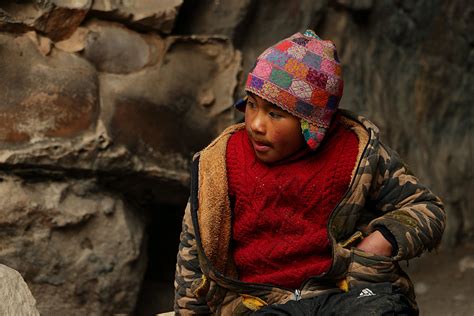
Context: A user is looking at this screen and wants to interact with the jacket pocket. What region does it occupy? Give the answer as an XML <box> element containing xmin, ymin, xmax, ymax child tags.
<box><xmin>346</xmin><ymin>248</ymin><xmax>399</xmax><ymax>287</ymax></box>
<box><xmin>346</xmin><ymin>248</ymin><xmax>417</xmax><ymax>307</ymax></box>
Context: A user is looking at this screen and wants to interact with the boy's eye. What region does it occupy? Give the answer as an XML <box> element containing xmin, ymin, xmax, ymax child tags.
<box><xmin>247</xmin><ymin>100</ymin><xmax>257</xmax><ymax>109</ymax></box>
<box><xmin>269</xmin><ymin>111</ymin><xmax>283</xmax><ymax>119</ymax></box>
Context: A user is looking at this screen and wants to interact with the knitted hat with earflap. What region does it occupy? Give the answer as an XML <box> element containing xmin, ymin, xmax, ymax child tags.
<box><xmin>235</xmin><ymin>29</ymin><xmax>343</xmax><ymax>150</ymax></box>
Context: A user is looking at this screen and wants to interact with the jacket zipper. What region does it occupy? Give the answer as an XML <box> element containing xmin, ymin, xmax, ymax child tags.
<box><xmin>293</xmin><ymin>289</ymin><xmax>302</xmax><ymax>301</ymax></box>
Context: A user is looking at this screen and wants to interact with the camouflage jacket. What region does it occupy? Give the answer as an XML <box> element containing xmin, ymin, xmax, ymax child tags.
<box><xmin>174</xmin><ymin>110</ymin><xmax>445</xmax><ymax>315</ymax></box>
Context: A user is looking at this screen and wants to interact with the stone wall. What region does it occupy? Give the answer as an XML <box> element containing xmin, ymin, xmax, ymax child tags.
<box><xmin>0</xmin><ymin>0</ymin><xmax>241</xmax><ymax>314</ymax></box>
<box><xmin>0</xmin><ymin>0</ymin><xmax>472</xmax><ymax>314</ymax></box>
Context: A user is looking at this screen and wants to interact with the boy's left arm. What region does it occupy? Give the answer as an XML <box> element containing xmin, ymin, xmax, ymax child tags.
<box><xmin>365</xmin><ymin>143</ymin><xmax>446</xmax><ymax>261</ymax></box>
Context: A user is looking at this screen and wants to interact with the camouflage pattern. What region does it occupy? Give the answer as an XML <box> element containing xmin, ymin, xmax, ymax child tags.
<box><xmin>174</xmin><ymin>109</ymin><xmax>445</xmax><ymax>315</ymax></box>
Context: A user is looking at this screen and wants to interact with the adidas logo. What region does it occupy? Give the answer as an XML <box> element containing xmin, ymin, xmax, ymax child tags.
<box><xmin>357</xmin><ymin>288</ymin><xmax>376</xmax><ymax>298</ymax></box>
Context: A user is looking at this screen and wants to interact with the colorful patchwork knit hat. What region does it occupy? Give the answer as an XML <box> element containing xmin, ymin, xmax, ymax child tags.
<box><xmin>240</xmin><ymin>29</ymin><xmax>344</xmax><ymax>150</ymax></box>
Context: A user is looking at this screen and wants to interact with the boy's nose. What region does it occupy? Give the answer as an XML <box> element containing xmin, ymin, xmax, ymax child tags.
<box><xmin>250</xmin><ymin>112</ymin><xmax>266</xmax><ymax>135</ymax></box>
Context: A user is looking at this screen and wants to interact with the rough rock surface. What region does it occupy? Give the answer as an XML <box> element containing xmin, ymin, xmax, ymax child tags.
<box><xmin>0</xmin><ymin>0</ymin><xmax>91</xmax><ymax>41</ymax></box>
<box><xmin>83</xmin><ymin>20</ymin><xmax>159</xmax><ymax>74</ymax></box>
<box><xmin>0</xmin><ymin>174</ymin><xmax>146</xmax><ymax>315</ymax></box>
<box><xmin>0</xmin><ymin>2</ymin><xmax>241</xmax><ymax>313</ymax></box>
<box><xmin>91</xmin><ymin>0</ymin><xmax>182</xmax><ymax>34</ymax></box>
<box><xmin>0</xmin><ymin>32</ymin><xmax>99</xmax><ymax>145</ymax></box>
<box><xmin>0</xmin><ymin>264</ymin><xmax>40</xmax><ymax>316</ymax></box>
<box><xmin>174</xmin><ymin>0</ymin><xmax>253</xmax><ymax>38</ymax></box>
<box><xmin>102</xmin><ymin>35</ymin><xmax>241</xmax><ymax>157</ymax></box>
<box><xmin>0</xmin><ymin>27</ymin><xmax>240</xmax><ymax>202</ymax></box>
<box><xmin>318</xmin><ymin>0</ymin><xmax>473</xmax><ymax>245</ymax></box>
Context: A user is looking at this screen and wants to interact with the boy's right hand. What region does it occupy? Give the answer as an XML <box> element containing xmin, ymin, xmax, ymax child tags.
<box><xmin>355</xmin><ymin>230</ymin><xmax>393</xmax><ymax>257</ymax></box>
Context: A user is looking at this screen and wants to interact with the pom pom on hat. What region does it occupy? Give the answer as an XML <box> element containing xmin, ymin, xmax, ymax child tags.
<box><xmin>241</xmin><ymin>29</ymin><xmax>343</xmax><ymax>150</ymax></box>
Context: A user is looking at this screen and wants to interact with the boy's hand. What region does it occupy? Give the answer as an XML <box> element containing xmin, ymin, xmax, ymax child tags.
<box><xmin>355</xmin><ymin>230</ymin><xmax>393</xmax><ymax>257</ymax></box>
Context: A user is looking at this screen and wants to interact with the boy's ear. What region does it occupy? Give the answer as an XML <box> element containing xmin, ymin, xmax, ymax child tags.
<box><xmin>234</xmin><ymin>96</ymin><xmax>248</xmax><ymax>112</ymax></box>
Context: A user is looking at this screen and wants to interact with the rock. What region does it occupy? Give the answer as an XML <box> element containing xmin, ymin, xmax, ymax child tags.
<box><xmin>91</xmin><ymin>0</ymin><xmax>182</xmax><ymax>34</ymax></box>
<box><xmin>414</xmin><ymin>282</ymin><xmax>429</xmax><ymax>295</ymax></box>
<box><xmin>0</xmin><ymin>0</ymin><xmax>91</xmax><ymax>41</ymax></box>
<box><xmin>0</xmin><ymin>32</ymin><xmax>99</xmax><ymax>144</ymax></box>
<box><xmin>335</xmin><ymin>0</ymin><xmax>374</xmax><ymax>11</ymax></box>
<box><xmin>319</xmin><ymin>0</ymin><xmax>473</xmax><ymax>246</ymax></box>
<box><xmin>54</xmin><ymin>26</ymin><xmax>89</xmax><ymax>52</ymax></box>
<box><xmin>458</xmin><ymin>256</ymin><xmax>474</xmax><ymax>273</ymax></box>
<box><xmin>0</xmin><ymin>264</ymin><xmax>40</xmax><ymax>316</ymax></box>
<box><xmin>0</xmin><ymin>175</ymin><xmax>147</xmax><ymax>315</ymax></box>
<box><xmin>0</xmin><ymin>7</ymin><xmax>34</xmax><ymax>34</ymax></box>
<box><xmin>83</xmin><ymin>20</ymin><xmax>164</xmax><ymax>74</ymax></box>
<box><xmin>0</xmin><ymin>30</ymin><xmax>239</xmax><ymax>205</ymax></box>
<box><xmin>33</xmin><ymin>2</ymin><xmax>90</xmax><ymax>41</ymax></box>
<box><xmin>25</xmin><ymin>31</ymin><xmax>53</xmax><ymax>56</ymax></box>
<box><xmin>46</xmin><ymin>0</ymin><xmax>93</xmax><ymax>9</ymax></box>
<box><xmin>174</xmin><ymin>0</ymin><xmax>253</xmax><ymax>38</ymax></box>
<box><xmin>197</xmin><ymin>88</ymin><xmax>216</xmax><ymax>108</ymax></box>
<box><xmin>101</xmin><ymin>35</ymin><xmax>241</xmax><ymax>159</ymax></box>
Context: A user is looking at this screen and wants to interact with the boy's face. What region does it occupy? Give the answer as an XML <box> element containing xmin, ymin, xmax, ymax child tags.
<box><xmin>244</xmin><ymin>93</ymin><xmax>306</xmax><ymax>164</ymax></box>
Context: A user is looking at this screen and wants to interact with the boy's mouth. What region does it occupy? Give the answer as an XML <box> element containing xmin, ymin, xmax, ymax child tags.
<box><xmin>252</xmin><ymin>138</ymin><xmax>273</xmax><ymax>153</ymax></box>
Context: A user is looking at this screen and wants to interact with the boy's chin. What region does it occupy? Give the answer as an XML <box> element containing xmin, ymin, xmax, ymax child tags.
<box><xmin>253</xmin><ymin>150</ymin><xmax>284</xmax><ymax>164</ymax></box>
<box><xmin>253</xmin><ymin>146</ymin><xmax>308</xmax><ymax>164</ymax></box>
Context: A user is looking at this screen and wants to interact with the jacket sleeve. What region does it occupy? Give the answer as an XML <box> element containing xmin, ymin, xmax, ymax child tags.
<box><xmin>367</xmin><ymin>143</ymin><xmax>446</xmax><ymax>261</ymax></box>
<box><xmin>174</xmin><ymin>201</ymin><xmax>211</xmax><ymax>314</ymax></box>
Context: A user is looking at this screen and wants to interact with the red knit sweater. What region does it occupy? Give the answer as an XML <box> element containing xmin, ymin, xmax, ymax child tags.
<box><xmin>226</xmin><ymin>119</ymin><xmax>359</xmax><ymax>289</ymax></box>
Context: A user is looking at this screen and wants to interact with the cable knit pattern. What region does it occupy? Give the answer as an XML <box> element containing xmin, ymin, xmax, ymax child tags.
<box><xmin>226</xmin><ymin>118</ymin><xmax>359</xmax><ymax>289</ymax></box>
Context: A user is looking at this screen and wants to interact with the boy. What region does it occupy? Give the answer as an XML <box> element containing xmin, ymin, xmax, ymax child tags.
<box><xmin>174</xmin><ymin>30</ymin><xmax>445</xmax><ymax>315</ymax></box>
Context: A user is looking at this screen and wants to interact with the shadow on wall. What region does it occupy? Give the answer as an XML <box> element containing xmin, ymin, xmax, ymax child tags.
<box><xmin>135</xmin><ymin>202</ymin><xmax>185</xmax><ymax>315</ymax></box>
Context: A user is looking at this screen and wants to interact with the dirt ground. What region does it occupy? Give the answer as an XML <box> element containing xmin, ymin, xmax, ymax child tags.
<box><xmin>406</xmin><ymin>243</ymin><xmax>474</xmax><ymax>316</ymax></box>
